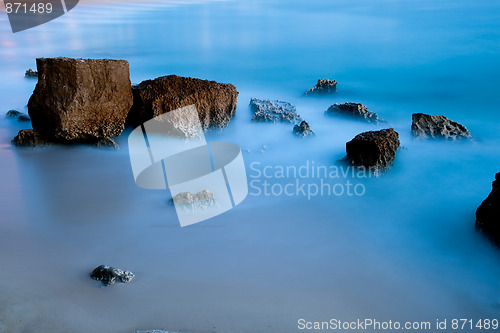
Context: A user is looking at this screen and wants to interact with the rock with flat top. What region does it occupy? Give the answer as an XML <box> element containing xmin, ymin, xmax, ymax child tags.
<box><xmin>476</xmin><ymin>173</ymin><xmax>500</xmax><ymax>244</ymax></box>
<box><xmin>126</xmin><ymin>75</ymin><xmax>238</xmax><ymax>129</ymax></box>
<box><xmin>27</xmin><ymin>57</ymin><xmax>133</xmax><ymax>142</ymax></box>
<box><xmin>250</xmin><ymin>98</ymin><xmax>301</xmax><ymax>123</ymax></box>
<box><xmin>326</xmin><ymin>102</ymin><xmax>379</xmax><ymax>123</ymax></box>
<box><xmin>304</xmin><ymin>78</ymin><xmax>337</xmax><ymax>95</ymax></box>
<box><xmin>411</xmin><ymin>113</ymin><xmax>471</xmax><ymax>140</ymax></box>
<box><xmin>345</xmin><ymin>128</ymin><xmax>400</xmax><ymax>170</ymax></box>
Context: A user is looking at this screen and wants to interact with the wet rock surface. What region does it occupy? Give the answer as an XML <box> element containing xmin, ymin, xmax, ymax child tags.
<box><xmin>172</xmin><ymin>189</ymin><xmax>216</xmax><ymax>211</ymax></box>
<box><xmin>411</xmin><ymin>113</ymin><xmax>471</xmax><ymax>140</ymax></box>
<box><xmin>27</xmin><ymin>57</ymin><xmax>134</xmax><ymax>142</ymax></box>
<box><xmin>326</xmin><ymin>102</ymin><xmax>379</xmax><ymax>123</ymax></box>
<box><xmin>90</xmin><ymin>265</ymin><xmax>135</xmax><ymax>286</ymax></box>
<box><xmin>476</xmin><ymin>173</ymin><xmax>500</xmax><ymax>244</ymax></box>
<box><xmin>345</xmin><ymin>128</ymin><xmax>400</xmax><ymax>170</ymax></box>
<box><xmin>127</xmin><ymin>75</ymin><xmax>238</xmax><ymax>129</ymax></box>
<box><xmin>250</xmin><ymin>98</ymin><xmax>301</xmax><ymax>123</ymax></box>
<box><xmin>304</xmin><ymin>78</ymin><xmax>337</xmax><ymax>95</ymax></box>
<box><xmin>293</xmin><ymin>121</ymin><xmax>314</xmax><ymax>137</ymax></box>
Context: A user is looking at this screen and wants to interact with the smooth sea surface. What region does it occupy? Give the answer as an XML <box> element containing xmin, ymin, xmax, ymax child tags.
<box><xmin>1</xmin><ymin>1</ymin><xmax>500</xmax><ymax>332</ymax></box>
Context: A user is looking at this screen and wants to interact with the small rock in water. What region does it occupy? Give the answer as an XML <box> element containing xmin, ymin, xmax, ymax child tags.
<box><xmin>476</xmin><ymin>172</ymin><xmax>500</xmax><ymax>244</ymax></box>
<box><xmin>90</xmin><ymin>265</ymin><xmax>135</xmax><ymax>286</ymax></box>
<box><xmin>344</xmin><ymin>128</ymin><xmax>400</xmax><ymax>170</ymax></box>
<box><xmin>325</xmin><ymin>102</ymin><xmax>379</xmax><ymax>123</ymax></box>
<box><xmin>25</xmin><ymin>69</ymin><xmax>38</xmax><ymax>78</ymax></box>
<box><xmin>411</xmin><ymin>113</ymin><xmax>471</xmax><ymax>140</ymax></box>
<box><xmin>6</xmin><ymin>110</ymin><xmax>30</xmax><ymax>121</ymax></box>
<box><xmin>249</xmin><ymin>98</ymin><xmax>302</xmax><ymax>123</ymax></box>
<box><xmin>13</xmin><ymin>129</ymin><xmax>52</xmax><ymax>147</ymax></box>
<box><xmin>304</xmin><ymin>78</ymin><xmax>337</xmax><ymax>95</ymax></box>
<box><xmin>293</xmin><ymin>120</ymin><xmax>314</xmax><ymax>137</ymax></box>
<box><xmin>172</xmin><ymin>189</ymin><xmax>216</xmax><ymax>211</ymax></box>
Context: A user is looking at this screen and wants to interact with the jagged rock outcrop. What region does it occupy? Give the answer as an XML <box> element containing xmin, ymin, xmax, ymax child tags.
<box><xmin>304</xmin><ymin>78</ymin><xmax>337</xmax><ymax>95</ymax></box>
<box><xmin>27</xmin><ymin>57</ymin><xmax>133</xmax><ymax>142</ymax></box>
<box><xmin>345</xmin><ymin>128</ymin><xmax>400</xmax><ymax>169</ymax></box>
<box><xmin>126</xmin><ymin>75</ymin><xmax>238</xmax><ymax>129</ymax></box>
<box><xmin>249</xmin><ymin>98</ymin><xmax>301</xmax><ymax>123</ymax></box>
<box><xmin>326</xmin><ymin>102</ymin><xmax>379</xmax><ymax>123</ymax></box>
<box><xmin>476</xmin><ymin>173</ymin><xmax>500</xmax><ymax>244</ymax></box>
<box><xmin>293</xmin><ymin>121</ymin><xmax>314</xmax><ymax>137</ymax></box>
<box><xmin>411</xmin><ymin>113</ymin><xmax>471</xmax><ymax>140</ymax></box>
<box><xmin>90</xmin><ymin>265</ymin><xmax>135</xmax><ymax>286</ymax></box>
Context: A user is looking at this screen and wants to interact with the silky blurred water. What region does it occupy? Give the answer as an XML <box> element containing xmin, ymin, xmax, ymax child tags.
<box><xmin>1</xmin><ymin>1</ymin><xmax>500</xmax><ymax>332</ymax></box>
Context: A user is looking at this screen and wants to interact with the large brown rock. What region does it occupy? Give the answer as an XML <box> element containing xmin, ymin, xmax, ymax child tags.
<box><xmin>126</xmin><ymin>75</ymin><xmax>238</xmax><ymax>129</ymax></box>
<box><xmin>476</xmin><ymin>173</ymin><xmax>500</xmax><ymax>244</ymax></box>
<box><xmin>27</xmin><ymin>57</ymin><xmax>133</xmax><ymax>141</ymax></box>
<box><xmin>345</xmin><ymin>128</ymin><xmax>400</xmax><ymax>170</ymax></box>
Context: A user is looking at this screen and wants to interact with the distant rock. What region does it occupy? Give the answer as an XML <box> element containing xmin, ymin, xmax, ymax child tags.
<box><xmin>126</xmin><ymin>75</ymin><xmax>238</xmax><ymax>129</ymax></box>
<box><xmin>25</xmin><ymin>69</ymin><xmax>38</xmax><ymax>78</ymax></box>
<box><xmin>476</xmin><ymin>172</ymin><xmax>500</xmax><ymax>244</ymax></box>
<box><xmin>345</xmin><ymin>128</ymin><xmax>400</xmax><ymax>170</ymax></box>
<box><xmin>172</xmin><ymin>189</ymin><xmax>216</xmax><ymax>211</ymax></box>
<box><xmin>90</xmin><ymin>265</ymin><xmax>135</xmax><ymax>286</ymax></box>
<box><xmin>27</xmin><ymin>57</ymin><xmax>134</xmax><ymax>142</ymax></box>
<box><xmin>249</xmin><ymin>98</ymin><xmax>301</xmax><ymax>123</ymax></box>
<box><xmin>304</xmin><ymin>78</ymin><xmax>337</xmax><ymax>95</ymax></box>
<box><xmin>13</xmin><ymin>129</ymin><xmax>52</xmax><ymax>147</ymax></box>
<box><xmin>411</xmin><ymin>113</ymin><xmax>471</xmax><ymax>140</ymax></box>
<box><xmin>6</xmin><ymin>110</ymin><xmax>30</xmax><ymax>121</ymax></box>
<box><xmin>325</xmin><ymin>103</ymin><xmax>379</xmax><ymax>123</ymax></box>
<box><xmin>293</xmin><ymin>121</ymin><xmax>314</xmax><ymax>137</ymax></box>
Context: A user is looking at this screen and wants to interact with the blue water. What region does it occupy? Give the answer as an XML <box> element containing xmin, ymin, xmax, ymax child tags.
<box><xmin>1</xmin><ymin>1</ymin><xmax>500</xmax><ymax>332</ymax></box>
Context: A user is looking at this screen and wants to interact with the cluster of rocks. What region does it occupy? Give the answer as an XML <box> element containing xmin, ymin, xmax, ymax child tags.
<box><xmin>13</xmin><ymin>57</ymin><xmax>239</xmax><ymax>148</ymax></box>
<box><xmin>326</xmin><ymin>102</ymin><xmax>379</xmax><ymax>123</ymax></box>
<box><xmin>90</xmin><ymin>265</ymin><xmax>135</xmax><ymax>286</ymax></box>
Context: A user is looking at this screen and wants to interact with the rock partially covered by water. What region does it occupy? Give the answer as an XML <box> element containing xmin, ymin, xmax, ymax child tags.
<box><xmin>28</xmin><ymin>57</ymin><xmax>134</xmax><ymax>142</ymax></box>
<box><xmin>293</xmin><ymin>121</ymin><xmax>314</xmax><ymax>137</ymax></box>
<box><xmin>6</xmin><ymin>110</ymin><xmax>30</xmax><ymax>121</ymax></box>
<box><xmin>411</xmin><ymin>113</ymin><xmax>471</xmax><ymax>140</ymax></box>
<box><xmin>250</xmin><ymin>98</ymin><xmax>301</xmax><ymax>123</ymax></box>
<box><xmin>25</xmin><ymin>69</ymin><xmax>38</xmax><ymax>78</ymax></box>
<box><xmin>90</xmin><ymin>265</ymin><xmax>135</xmax><ymax>286</ymax></box>
<box><xmin>345</xmin><ymin>128</ymin><xmax>400</xmax><ymax>169</ymax></box>
<box><xmin>325</xmin><ymin>103</ymin><xmax>379</xmax><ymax>123</ymax></box>
<box><xmin>13</xmin><ymin>129</ymin><xmax>52</xmax><ymax>147</ymax></box>
<box><xmin>476</xmin><ymin>173</ymin><xmax>500</xmax><ymax>244</ymax></box>
<box><xmin>304</xmin><ymin>78</ymin><xmax>337</xmax><ymax>95</ymax></box>
<box><xmin>127</xmin><ymin>75</ymin><xmax>238</xmax><ymax>129</ymax></box>
<box><xmin>173</xmin><ymin>189</ymin><xmax>216</xmax><ymax>211</ymax></box>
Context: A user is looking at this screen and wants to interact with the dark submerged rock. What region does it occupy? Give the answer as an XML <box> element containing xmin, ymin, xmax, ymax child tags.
<box><xmin>411</xmin><ymin>113</ymin><xmax>471</xmax><ymax>140</ymax></box>
<box><xmin>345</xmin><ymin>128</ymin><xmax>400</xmax><ymax>170</ymax></box>
<box><xmin>13</xmin><ymin>129</ymin><xmax>52</xmax><ymax>147</ymax></box>
<box><xmin>476</xmin><ymin>173</ymin><xmax>500</xmax><ymax>244</ymax></box>
<box><xmin>249</xmin><ymin>98</ymin><xmax>301</xmax><ymax>123</ymax></box>
<box><xmin>28</xmin><ymin>57</ymin><xmax>134</xmax><ymax>142</ymax></box>
<box><xmin>293</xmin><ymin>121</ymin><xmax>314</xmax><ymax>137</ymax></box>
<box><xmin>326</xmin><ymin>102</ymin><xmax>379</xmax><ymax>123</ymax></box>
<box><xmin>304</xmin><ymin>78</ymin><xmax>337</xmax><ymax>95</ymax></box>
<box><xmin>126</xmin><ymin>75</ymin><xmax>238</xmax><ymax>129</ymax></box>
<box><xmin>25</xmin><ymin>69</ymin><xmax>38</xmax><ymax>78</ymax></box>
<box><xmin>90</xmin><ymin>265</ymin><xmax>135</xmax><ymax>286</ymax></box>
